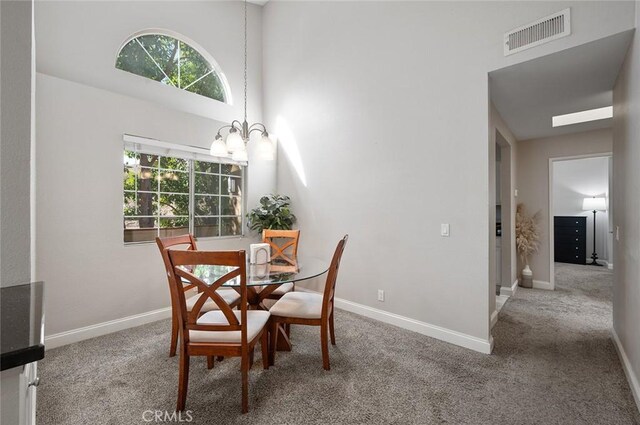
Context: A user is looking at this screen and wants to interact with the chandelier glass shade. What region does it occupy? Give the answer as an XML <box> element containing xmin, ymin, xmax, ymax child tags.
<box><xmin>211</xmin><ymin>0</ymin><xmax>274</xmax><ymax>162</ymax></box>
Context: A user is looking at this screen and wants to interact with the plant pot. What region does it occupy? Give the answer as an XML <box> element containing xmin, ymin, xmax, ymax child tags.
<box><xmin>520</xmin><ymin>265</ymin><xmax>533</xmax><ymax>288</ymax></box>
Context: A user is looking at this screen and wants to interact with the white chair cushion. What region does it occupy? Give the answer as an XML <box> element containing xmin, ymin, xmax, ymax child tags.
<box><xmin>269</xmin><ymin>292</ymin><xmax>324</xmax><ymax>319</ymax></box>
<box><xmin>185</xmin><ymin>289</ymin><xmax>241</xmax><ymax>312</ymax></box>
<box><xmin>271</xmin><ymin>282</ymin><xmax>294</xmax><ymax>296</ymax></box>
<box><xmin>189</xmin><ymin>310</ymin><xmax>270</xmax><ymax>343</ymax></box>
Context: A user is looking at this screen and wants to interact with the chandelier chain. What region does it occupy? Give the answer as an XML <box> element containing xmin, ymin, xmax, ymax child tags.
<box><xmin>243</xmin><ymin>0</ymin><xmax>248</xmax><ymax>124</ymax></box>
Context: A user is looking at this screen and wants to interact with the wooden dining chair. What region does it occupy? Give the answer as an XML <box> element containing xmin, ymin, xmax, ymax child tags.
<box><xmin>262</xmin><ymin>229</ymin><xmax>300</xmax><ymax>300</ymax></box>
<box><xmin>156</xmin><ymin>235</ymin><xmax>241</xmax><ymax>357</ymax></box>
<box><xmin>166</xmin><ymin>249</ymin><xmax>270</xmax><ymax>414</ymax></box>
<box><xmin>269</xmin><ymin>235</ymin><xmax>348</xmax><ymax>370</ymax></box>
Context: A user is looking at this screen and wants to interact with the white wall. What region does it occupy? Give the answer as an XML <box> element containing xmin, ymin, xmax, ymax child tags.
<box><xmin>0</xmin><ymin>2</ymin><xmax>34</xmax><ymax>423</ymax></box>
<box><xmin>553</xmin><ymin>156</ymin><xmax>611</xmax><ymax>263</ymax></box>
<box><xmin>612</xmin><ymin>0</ymin><xmax>640</xmax><ymax>409</ymax></box>
<box><xmin>34</xmin><ymin>2</ymin><xmax>276</xmax><ymax>337</ymax></box>
<box><xmin>517</xmin><ymin>129</ymin><xmax>612</xmax><ymax>285</ymax></box>
<box><xmin>261</xmin><ymin>1</ymin><xmax>634</xmax><ymax>352</ymax></box>
<box><xmin>1</xmin><ymin>0</ymin><xmax>33</xmax><ymax>288</ymax></box>
<box><xmin>35</xmin><ymin>1</ymin><xmax>262</xmax><ymax>125</ymax></box>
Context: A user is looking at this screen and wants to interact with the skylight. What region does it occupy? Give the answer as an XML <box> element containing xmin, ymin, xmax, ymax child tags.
<box><xmin>552</xmin><ymin>106</ymin><xmax>613</xmax><ymax>128</ymax></box>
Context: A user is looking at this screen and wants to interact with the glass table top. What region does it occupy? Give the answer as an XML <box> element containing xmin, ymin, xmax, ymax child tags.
<box><xmin>183</xmin><ymin>257</ymin><xmax>329</xmax><ymax>287</ymax></box>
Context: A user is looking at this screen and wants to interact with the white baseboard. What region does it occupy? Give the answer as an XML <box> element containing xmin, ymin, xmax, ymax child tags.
<box><xmin>611</xmin><ymin>328</ymin><xmax>640</xmax><ymax>412</ymax></box>
<box><xmin>45</xmin><ymin>294</ymin><xmax>495</xmax><ymax>356</ymax></box>
<box><xmin>532</xmin><ymin>280</ymin><xmax>553</xmax><ymax>290</ymax></box>
<box><xmin>333</xmin><ymin>297</ymin><xmax>493</xmax><ymax>354</ymax></box>
<box><xmin>45</xmin><ymin>306</ymin><xmax>172</xmax><ymax>350</ymax></box>
<box><xmin>490</xmin><ymin>310</ymin><xmax>498</xmax><ymax>329</ymax></box>
<box><xmin>500</xmin><ymin>279</ymin><xmax>519</xmax><ymax>296</ymax></box>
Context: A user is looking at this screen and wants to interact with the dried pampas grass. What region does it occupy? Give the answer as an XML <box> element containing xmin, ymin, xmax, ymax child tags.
<box><xmin>516</xmin><ymin>203</ymin><xmax>541</xmax><ymax>265</ymax></box>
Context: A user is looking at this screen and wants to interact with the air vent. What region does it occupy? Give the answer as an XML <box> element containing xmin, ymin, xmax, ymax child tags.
<box><xmin>504</xmin><ymin>9</ymin><xmax>571</xmax><ymax>56</ymax></box>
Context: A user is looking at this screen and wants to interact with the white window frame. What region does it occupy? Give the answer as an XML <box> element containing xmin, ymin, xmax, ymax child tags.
<box><xmin>123</xmin><ymin>134</ymin><xmax>246</xmax><ymax>245</ymax></box>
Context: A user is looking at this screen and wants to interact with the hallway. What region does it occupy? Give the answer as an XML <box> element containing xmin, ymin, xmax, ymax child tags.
<box><xmin>493</xmin><ymin>263</ymin><xmax>638</xmax><ymax>423</ymax></box>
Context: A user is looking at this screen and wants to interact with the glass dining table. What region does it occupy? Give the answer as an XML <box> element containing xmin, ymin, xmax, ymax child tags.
<box><xmin>185</xmin><ymin>256</ymin><xmax>329</xmax><ymax>351</ymax></box>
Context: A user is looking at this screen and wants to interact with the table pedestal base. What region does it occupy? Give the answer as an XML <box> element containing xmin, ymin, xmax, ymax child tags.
<box><xmin>275</xmin><ymin>324</ymin><xmax>291</xmax><ymax>351</ymax></box>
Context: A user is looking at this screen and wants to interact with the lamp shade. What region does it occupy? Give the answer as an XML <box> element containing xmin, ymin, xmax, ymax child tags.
<box><xmin>210</xmin><ymin>137</ymin><xmax>228</xmax><ymax>157</ymax></box>
<box><xmin>232</xmin><ymin>145</ymin><xmax>248</xmax><ymax>162</ymax></box>
<box><xmin>256</xmin><ymin>134</ymin><xmax>275</xmax><ymax>161</ymax></box>
<box><xmin>226</xmin><ymin>131</ymin><xmax>245</xmax><ymax>153</ymax></box>
<box><xmin>582</xmin><ymin>197</ymin><xmax>607</xmax><ymax>211</ymax></box>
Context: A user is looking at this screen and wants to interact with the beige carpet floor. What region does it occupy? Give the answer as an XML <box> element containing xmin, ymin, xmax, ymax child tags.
<box><xmin>37</xmin><ymin>263</ymin><xmax>639</xmax><ymax>424</ymax></box>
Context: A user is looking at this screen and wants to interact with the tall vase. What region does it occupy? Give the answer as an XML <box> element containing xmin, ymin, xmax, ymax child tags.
<box><xmin>521</xmin><ymin>263</ymin><xmax>533</xmax><ymax>288</ymax></box>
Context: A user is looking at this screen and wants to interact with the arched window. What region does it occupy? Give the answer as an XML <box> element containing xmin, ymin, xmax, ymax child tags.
<box><xmin>116</xmin><ymin>32</ymin><xmax>230</xmax><ymax>103</ymax></box>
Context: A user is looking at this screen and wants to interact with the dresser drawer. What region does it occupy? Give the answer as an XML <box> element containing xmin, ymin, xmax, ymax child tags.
<box><xmin>555</xmin><ymin>227</ymin><xmax>586</xmax><ymax>237</ymax></box>
<box><xmin>555</xmin><ymin>216</ymin><xmax>587</xmax><ymax>228</ymax></box>
<box><xmin>555</xmin><ymin>251</ymin><xmax>586</xmax><ymax>264</ymax></box>
<box><xmin>555</xmin><ymin>233</ymin><xmax>586</xmax><ymax>244</ymax></box>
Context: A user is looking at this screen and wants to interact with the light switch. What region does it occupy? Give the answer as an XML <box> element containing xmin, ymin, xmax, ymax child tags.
<box><xmin>616</xmin><ymin>226</ymin><xmax>620</xmax><ymax>241</ymax></box>
<box><xmin>441</xmin><ymin>224</ymin><xmax>450</xmax><ymax>237</ymax></box>
<box><xmin>514</xmin><ymin>189</ymin><xmax>518</xmax><ymax>197</ymax></box>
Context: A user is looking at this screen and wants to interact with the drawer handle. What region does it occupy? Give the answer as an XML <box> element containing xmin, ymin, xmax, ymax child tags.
<box><xmin>28</xmin><ymin>377</ymin><xmax>40</xmax><ymax>388</ymax></box>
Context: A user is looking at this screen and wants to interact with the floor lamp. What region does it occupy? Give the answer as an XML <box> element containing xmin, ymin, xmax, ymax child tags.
<box><xmin>582</xmin><ymin>197</ymin><xmax>607</xmax><ymax>266</ymax></box>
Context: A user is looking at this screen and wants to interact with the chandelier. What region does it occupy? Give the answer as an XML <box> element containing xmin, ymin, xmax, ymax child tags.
<box><xmin>210</xmin><ymin>0</ymin><xmax>274</xmax><ymax>162</ymax></box>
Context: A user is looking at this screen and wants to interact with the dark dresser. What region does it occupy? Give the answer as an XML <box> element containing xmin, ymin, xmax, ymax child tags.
<box><xmin>554</xmin><ymin>216</ymin><xmax>587</xmax><ymax>264</ymax></box>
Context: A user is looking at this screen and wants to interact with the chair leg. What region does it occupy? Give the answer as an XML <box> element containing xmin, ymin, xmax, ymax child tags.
<box><xmin>270</xmin><ymin>320</ymin><xmax>279</xmax><ymax>366</ymax></box>
<box><xmin>177</xmin><ymin>350</ymin><xmax>190</xmax><ymax>411</ymax></box>
<box><xmin>261</xmin><ymin>330</ymin><xmax>269</xmax><ymax>370</ymax></box>
<box><xmin>207</xmin><ymin>356</ymin><xmax>214</xmax><ymax>370</ymax></box>
<box><xmin>170</xmin><ymin>311</ymin><xmax>179</xmax><ymax>357</ymax></box>
<box><xmin>320</xmin><ymin>322</ymin><xmax>330</xmax><ymax>371</ymax></box>
<box><xmin>241</xmin><ymin>354</ymin><xmax>249</xmax><ymax>413</ymax></box>
<box><xmin>329</xmin><ymin>311</ymin><xmax>336</xmax><ymax>346</ymax></box>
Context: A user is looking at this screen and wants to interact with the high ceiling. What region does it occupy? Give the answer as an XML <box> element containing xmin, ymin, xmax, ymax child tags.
<box><xmin>490</xmin><ymin>30</ymin><xmax>634</xmax><ymax>141</ymax></box>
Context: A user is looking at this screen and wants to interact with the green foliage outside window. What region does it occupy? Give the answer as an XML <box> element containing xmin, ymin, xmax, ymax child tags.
<box><xmin>123</xmin><ymin>150</ymin><xmax>243</xmax><ymax>243</ymax></box>
<box><xmin>116</xmin><ymin>34</ymin><xmax>227</xmax><ymax>102</ymax></box>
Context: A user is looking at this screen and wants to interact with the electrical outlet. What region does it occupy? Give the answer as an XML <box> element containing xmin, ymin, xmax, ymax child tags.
<box><xmin>377</xmin><ymin>290</ymin><xmax>384</xmax><ymax>302</ymax></box>
<box><xmin>616</xmin><ymin>226</ymin><xmax>620</xmax><ymax>241</ymax></box>
<box><xmin>441</xmin><ymin>224</ymin><xmax>450</xmax><ymax>237</ymax></box>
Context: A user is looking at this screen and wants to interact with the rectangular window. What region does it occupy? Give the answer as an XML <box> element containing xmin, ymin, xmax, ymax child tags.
<box><xmin>123</xmin><ymin>147</ymin><xmax>244</xmax><ymax>244</ymax></box>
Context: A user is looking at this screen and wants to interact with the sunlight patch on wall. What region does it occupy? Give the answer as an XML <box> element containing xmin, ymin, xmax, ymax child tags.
<box><xmin>275</xmin><ymin>116</ymin><xmax>307</xmax><ymax>187</ymax></box>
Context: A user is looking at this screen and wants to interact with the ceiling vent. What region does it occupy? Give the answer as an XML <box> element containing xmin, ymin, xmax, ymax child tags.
<box><xmin>504</xmin><ymin>9</ymin><xmax>571</xmax><ymax>56</ymax></box>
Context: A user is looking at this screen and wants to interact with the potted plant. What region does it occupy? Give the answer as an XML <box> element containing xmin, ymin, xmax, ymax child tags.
<box><xmin>247</xmin><ymin>194</ymin><xmax>296</xmax><ymax>233</ymax></box>
<box><xmin>515</xmin><ymin>203</ymin><xmax>541</xmax><ymax>288</ymax></box>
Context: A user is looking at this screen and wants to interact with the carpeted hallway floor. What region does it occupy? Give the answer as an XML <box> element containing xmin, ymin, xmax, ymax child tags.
<box><xmin>37</xmin><ymin>263</ymin><xmax>639</xmax><ymax>424</ymax></box>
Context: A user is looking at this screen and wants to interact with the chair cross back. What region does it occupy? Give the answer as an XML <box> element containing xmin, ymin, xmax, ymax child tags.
<box><xmin>167</xmin><ymin>250</ymin><xmax>248</xmax><ymax>337</ymax></box>
<box><xmin>173</xmin><ymin>267</ymin><xmax>241</xmax><ymax>331</ymax></box>
<box><xmin>262</xmin><ymin>229</ymin><xmax>300</xmax><ymax>265</ymax></box>
<box><xmin>156</xmin><ymin>234</ymin><xmax>199</xmax><ymax>292</ymax></box>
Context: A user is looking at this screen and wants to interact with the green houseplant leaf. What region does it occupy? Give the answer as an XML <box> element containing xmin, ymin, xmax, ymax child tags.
<box><xmin>247</xmin><ymin>194</ymin><xmax>297</xmax><ymax>233</ymax></box>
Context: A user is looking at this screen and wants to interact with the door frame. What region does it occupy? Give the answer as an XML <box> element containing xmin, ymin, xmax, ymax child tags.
<box><xmin>548</xmin><ymin>152</ymin><xmax>612</xmax><ymax>290</ymax></box>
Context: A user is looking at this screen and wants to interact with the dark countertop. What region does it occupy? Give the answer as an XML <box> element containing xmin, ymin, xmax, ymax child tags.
<box><xmin>1</xmin><ymin>282</ymin><xmax>45</xmax><ymax>371</ymax></box>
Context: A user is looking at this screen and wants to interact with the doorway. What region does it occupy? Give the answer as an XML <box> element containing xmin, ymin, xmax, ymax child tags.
<box><xmin>550</xmin><ymin>154</ymin><xmax>613</xmax><ymax>288</ymax></box>
<box><xmin>495</xmin><ymin>132</ymin><xmax>513</xmax><ymax>303</ymax></box>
